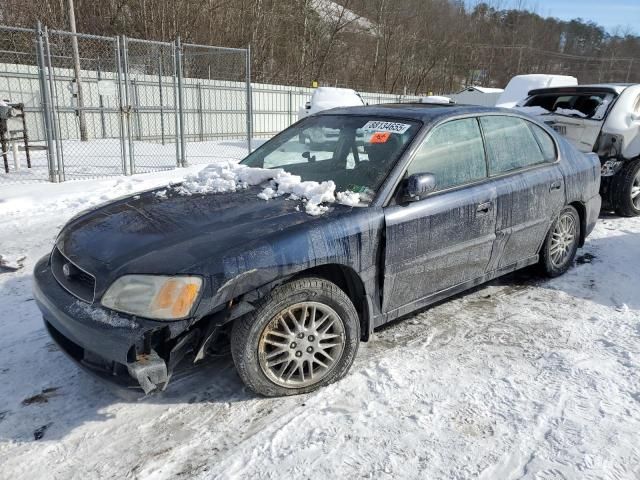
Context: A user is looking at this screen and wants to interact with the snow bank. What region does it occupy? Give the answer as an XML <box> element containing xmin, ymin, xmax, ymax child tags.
<box><xmin>496</xmin><ymin>74</ymin><xmax>578</xmax><ymax>108</ymax></box>
<box><xmin>174</xmin><ymin>160</ymin><xmax>362</xmax><ymax>215</ymax></box>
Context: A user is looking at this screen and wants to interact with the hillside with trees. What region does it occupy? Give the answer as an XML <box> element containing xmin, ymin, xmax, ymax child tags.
<box><xmin>2</xmin><ymin>0</ymin><xmax>639</xmax><ymax>93</ymax></box>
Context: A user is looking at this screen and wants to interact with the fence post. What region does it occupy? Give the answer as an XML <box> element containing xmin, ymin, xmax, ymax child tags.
<box><xmin>288</xmin><ymin>89</ymin><xmax>293</xmax><ymax>125</ymax></box>
<box><xmin>43</xmin><ymin>27</ymin><xmax>65</xmax><ymax>182</ymax></box>
<box><xmin>197</xmin><ymin>82</ymin><xmax>204</xmax><ymax>141</ymax></box>
<box><xmin>132</xmin><ymin>79</ymin><xmax>142</xmax><ymax>140</ymax></box>
<box><xmin>96</xmin><ymin>62</ymin><xmax>107</xmax><ymax>138</ymax></box>
<box><xmin>115</xmin><ymin>36</ymin><xmax>128</xmax><ymax>176</ymax></box>
<box><xmin>158</xmin><ymin>55</ymin><xmax>166</xmax><ymax>145</ymax></box>
<box><xmin>35</xmin><ymin>22</ymin><xmax>57</xmax><ymax>183</ymax></box>
<box><xmin>245</xmin><ymin>44</ymin><xmax>253</xmax><ymax>153</ymax></box>
<box><xmin>122</xmin><ymin>36</ymin><xmax>135</xmax><ymax>174</ymax></box>
<box><xmin>176</xmin><ymin>36</ymin><xmax>187</xmax><ymax>167</ymax></box>
<box><xmin>172</xmin><ymin>40</ymin><xmax>181</xmax><ymax>167</ymax></box>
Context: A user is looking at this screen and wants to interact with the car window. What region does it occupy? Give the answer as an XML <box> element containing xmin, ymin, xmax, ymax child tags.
<box><xmin>480</xmin><ymin>116</ymin><xmax>546</xmax><ymax>175</ymax></box>
<box><xmin>407</xmin><ymin>118</ymin><xmax>487</xmax><ymax>191</ymax></box>
<box><xmin>241</xmin><ymin>115</ymin><xmax>421</xmax><ymax>200</ymax></box>
<box><xmin>523</xmin><ymin>92</ymin><xmax>615</xmax><ymax>120</ymax></box>
<box><xmin>528</xmin><ymin>123</ymin><xmax>557</xmax><ymax>162</ymax></box>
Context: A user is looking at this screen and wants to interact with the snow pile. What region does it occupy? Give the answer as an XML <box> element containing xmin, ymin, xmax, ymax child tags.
<box><xmin>555</xmin><ymin>108</ymin><xmax>587</xmax><ymax>118</ymax></box>
<box><xmin>175</xmin><ymin>160</ymin><xmax>362</xmax><ymax>215</ymax></box>
<box><xmin>512</xmin><ymin>106</ymin><xmax>550</xmax><ymax>116</ymax></box>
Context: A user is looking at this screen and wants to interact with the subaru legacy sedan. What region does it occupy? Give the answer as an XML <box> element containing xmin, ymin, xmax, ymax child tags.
<box><xmin>34</xmin><ymin>104</ymin><xmax>601</xmax><ymax>397</ymax></box>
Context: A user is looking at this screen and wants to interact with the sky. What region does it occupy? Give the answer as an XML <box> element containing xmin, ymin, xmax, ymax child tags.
<box><xmin>470</xmin><ymin>0</ymin><xmax>640</xmax><ymax>34</ymax></box>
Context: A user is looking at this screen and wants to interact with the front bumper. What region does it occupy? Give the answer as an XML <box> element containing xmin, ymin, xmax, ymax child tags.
<box><xmin>33</xmin><ymin>255</ymin><xmax>197</xmax><ymax>395</ymax></box>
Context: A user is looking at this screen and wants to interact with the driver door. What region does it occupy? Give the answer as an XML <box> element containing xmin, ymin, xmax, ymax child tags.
<box><xmin>382</xmin><ymin>117</ymin><xmax>501</xmax><ymax>314</ymax></box>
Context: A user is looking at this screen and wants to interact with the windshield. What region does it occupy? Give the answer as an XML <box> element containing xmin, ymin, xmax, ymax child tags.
<box><xmin>522</xmin><ymin>92</ymin><xmax>615</xmax><ymax>120</ymax></box>
<box><xmin>241</xmin><ymin>115</ymin><xmax>421</xmax><ymax>202</ymax></box>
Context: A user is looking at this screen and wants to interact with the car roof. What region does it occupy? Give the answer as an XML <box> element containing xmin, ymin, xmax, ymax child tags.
<box><xmin>528</xmin><ymin>84</ymin><xmax>635</xmax><ymax>96</ymax></box>
<box><xmin>317</xmin><ymin>102</ymin><xmax>508</xmax><ymax>122</ymax></box>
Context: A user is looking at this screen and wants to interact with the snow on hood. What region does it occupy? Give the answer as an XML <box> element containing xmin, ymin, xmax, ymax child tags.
<box><xmin>174</xmin><ymin>160</ymin><xmax>362</xmax><ymax>216</ymax></box>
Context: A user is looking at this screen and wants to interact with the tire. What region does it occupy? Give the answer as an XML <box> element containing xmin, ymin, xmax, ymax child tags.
<box><xmin>612</xmin><ymin>159</ymin><xmax>640</xmax><ymax>217</ymax></box>
<box><xmin>231</xmin><ymin>277</ymin><xmax>360</xmax><ymax>397</ymax></box>
<box><xmin>540</xmin><ymin>205</ymin><xmax>581</xmax><ymax>277</ymax></box>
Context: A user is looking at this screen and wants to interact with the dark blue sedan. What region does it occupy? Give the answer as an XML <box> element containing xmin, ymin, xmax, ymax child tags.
<box><xmin>34</xmin><ymin>103</ymin><xmax>601</xmax><ymax>397</ymax></box>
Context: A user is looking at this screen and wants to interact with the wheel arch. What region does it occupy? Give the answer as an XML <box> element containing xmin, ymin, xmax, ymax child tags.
<box><xmin>292</xmin><ymin>264</ymin><xmax>373</xmax><ymax>341</ymax></box>
<box><xmin>568</xmin><ymin>200</ymin><xmax>587</xmax><ymax>247</ymax></box>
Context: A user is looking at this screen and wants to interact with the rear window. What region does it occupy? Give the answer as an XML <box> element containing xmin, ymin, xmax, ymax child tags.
<box><xmin>523</xmin><ymin>92</ymin><xmax>615</xmax><ymax>120</ymax></box>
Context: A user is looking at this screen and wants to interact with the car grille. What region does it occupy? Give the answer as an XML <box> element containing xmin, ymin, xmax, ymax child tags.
<box><xmin>50</xmin><ymin>246</ymin><xmax>96</xmax><ymax>303</ymax></box>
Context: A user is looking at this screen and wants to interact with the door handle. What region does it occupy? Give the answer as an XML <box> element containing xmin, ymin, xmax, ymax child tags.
<box><xmin>476</xmin><ymin>202</ymin><xmax>492</xmax><ymax>214</ymax></box>
<box><xmin>550</xmin><ymin>181</ymin><xmax>562</xmax><ymax>191</ymax></box>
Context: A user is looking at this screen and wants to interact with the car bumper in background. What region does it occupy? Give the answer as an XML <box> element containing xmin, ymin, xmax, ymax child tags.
<box><xmin>33</xmin><ymin>255</ymin><xmax>196</xmax><ymax>395</ymax></box>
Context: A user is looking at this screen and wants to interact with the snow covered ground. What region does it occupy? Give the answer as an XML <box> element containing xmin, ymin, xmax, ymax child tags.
<box><xmin>1</xmin><ymin>165</ymin><xmax>639</xmax><ymax>479</ymax></box>
<box><xmin>0</xmin><ymin>138</ymin><xmax>254</xmax><ymax>183</ymax></box>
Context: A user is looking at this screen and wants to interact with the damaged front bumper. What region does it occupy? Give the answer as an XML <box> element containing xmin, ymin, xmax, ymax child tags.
<box><xmin>33</xmin><ymin>256</ymin><xmax>202</xmax><ymax>397</ymax></box>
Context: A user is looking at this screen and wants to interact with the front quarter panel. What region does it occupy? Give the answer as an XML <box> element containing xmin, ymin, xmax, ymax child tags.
<box><xmin>195</xmin><ymin>206</ymin><xmax>385</xmax><ymax>319</ymax></box>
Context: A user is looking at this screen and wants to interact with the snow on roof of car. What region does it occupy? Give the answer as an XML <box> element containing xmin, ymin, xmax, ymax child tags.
<box><xmin>457</xmin><ymin>86</ymin><xmax>504</xmax><ymax>94</ymax></box>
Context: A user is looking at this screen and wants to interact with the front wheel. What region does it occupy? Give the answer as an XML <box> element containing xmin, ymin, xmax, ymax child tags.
<box><xmin>540</xmin><ymin>205</ymin><xmax>581</xmax><ymax>277</ymax></box>
<box><xmin>612</xmin><ymin>159</ymin><xmax>640</xmax><ymax>217</ymax></box>
<box><xmin>231</xmin><ymin>277</ymin><xmax>360</xmax><ymax>397</ymax></box>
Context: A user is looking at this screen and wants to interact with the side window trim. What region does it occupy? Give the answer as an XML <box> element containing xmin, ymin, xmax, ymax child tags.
<box><xmin>525</xmin><ymin>121</ymin><xmax>558</xmax><ymax>163</ymax></box>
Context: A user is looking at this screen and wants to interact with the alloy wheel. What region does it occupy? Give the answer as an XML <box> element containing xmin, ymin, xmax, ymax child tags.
<box><xmin>631</xmin><ymin>171</ymin><xmax>640</xmax><ymax>209</ymax></box>
<box><xmin>550</xmin><ymin>211</ymin><xmax>578</xmax><ymax>268</ymax></box>
<box><xmin>258</xmin><ymin>302</ymin><xmax>345</xmax><ymax>388</ymax></box>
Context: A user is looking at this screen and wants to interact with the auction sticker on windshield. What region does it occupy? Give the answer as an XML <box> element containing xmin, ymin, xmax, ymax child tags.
<box><xmin>362</xmin><ymin>121</ymin><xmax>411</xmax><ymax>134</ymax></box>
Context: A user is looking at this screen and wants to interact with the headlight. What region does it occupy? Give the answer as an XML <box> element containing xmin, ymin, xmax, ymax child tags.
<box><xmin>101</xmin><ymin>275</ymin><xmax>203</xmax><ymax>320</ymax></box>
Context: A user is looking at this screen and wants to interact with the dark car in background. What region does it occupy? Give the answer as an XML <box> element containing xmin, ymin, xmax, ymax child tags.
<box><xmin>34</xmin><ymin>104</ymin><xmax>601</xmax><ymax>397</ymax></box>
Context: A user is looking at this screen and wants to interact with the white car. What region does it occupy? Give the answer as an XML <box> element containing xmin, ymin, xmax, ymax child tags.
<box><xmin>298</xmin><ymin>87</ymin><xmax>365</xmax><ymax>148</ymax></box>
<box><xmin>496</xmin><ymin>74</ymin><xmax>578</xmax><ymax>108</ymax></box>
<box><xmin>518</xmin><ymin>84</ymin><xmax>640</xmax><ymax>216</ymax></box>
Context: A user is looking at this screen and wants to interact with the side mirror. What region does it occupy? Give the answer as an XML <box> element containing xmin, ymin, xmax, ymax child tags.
<box><xmin>404</xmin><ymin>173</ymin><xmax>436</xmax><ymax>202</ymax></box>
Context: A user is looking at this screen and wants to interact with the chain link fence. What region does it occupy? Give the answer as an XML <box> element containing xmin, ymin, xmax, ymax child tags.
<box><xmin>0</xmin><ymin>24</ymin><xmax>253</xmax><ymax>184</ymax></box>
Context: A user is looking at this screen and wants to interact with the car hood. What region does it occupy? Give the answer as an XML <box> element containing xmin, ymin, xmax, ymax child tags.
<box><xmin>56</xmin><ymin>185</ymin><xmax>321</xmax><ymax>281</ymax></box>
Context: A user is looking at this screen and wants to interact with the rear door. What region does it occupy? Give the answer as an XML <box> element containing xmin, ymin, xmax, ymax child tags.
<box><xmin>382</xmin><ymin>117</ymin><xmax>504</xmax><ymax>314</ymax></box>
<box><xmin>479</xmin><ymin>115</ymin><xmax>565</xmax><ymax>268</ymax></box>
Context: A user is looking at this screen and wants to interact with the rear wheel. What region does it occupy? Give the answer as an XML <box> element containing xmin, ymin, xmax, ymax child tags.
<box><xmin>231</xmin><ymin>277</ymin><xmax>360</xmax><ymax>397</ymax></box>
<box><xmin>540</xmin><ymin>205</ymin><xmax>581</xmax><ymax>277</ymax></box>
<box><xmin>612</xmin><ymin>159</ymin><xmax>640</xmax><ymax>217</ymax></box>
